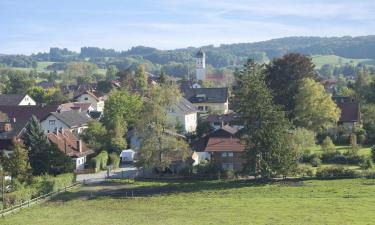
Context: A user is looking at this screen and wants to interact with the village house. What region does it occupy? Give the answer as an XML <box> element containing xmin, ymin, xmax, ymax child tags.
<box><xmin>332</xmin><ymin>96</ymin><xmax>360</xmax><ymax>131</ymax></box>
<box><xmin>191</xmin><ymin>125</ymin><xmax>242</xmax><ymax>168</ymax></box>
<box><xmin>74</xmin><ymin>91</ymin><xmax>105</xmax><ymax>112</ymax></box>
<box><xmin>47</xmin><ymin>129</ymin><xmax>94</xmax><ymax>171</ymax></box>
<box><xmin>40</xmin><ymin>111</ymin><xmax>91</xmax><ymax>135</ymax></box>
<box><xmin>0</xmin><ymin>94</ymin><xmax>36</xmax><ymax>106</ymax></box>
<box><xmin>182</xmin><ymin>87</ymin><xmax>229</xmax><ymax>114</ymax></box>
<box><xmin>0</xmin><ymin>105</ymin><xmax>59</xmax><ymax>150</ymax></box>
<box><xmin>167</xmin><ymin>97</ymin><xmax>198</xmax><ymax>134</ymax></box>
<box><xmin>204</xmin><ymin>137</ymin><xmax>246</xmax><ymax>171</ymax></box>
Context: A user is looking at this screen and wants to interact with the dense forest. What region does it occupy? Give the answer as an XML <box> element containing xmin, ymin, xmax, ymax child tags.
<box><xmin>2</xmin><ymin>36</ymin><xmax>375</xmax><ymax>77</ymax></box>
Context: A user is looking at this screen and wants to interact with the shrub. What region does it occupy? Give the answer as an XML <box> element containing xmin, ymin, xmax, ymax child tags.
<box><xmin>109</xmin><ymin>152</ymin><xmax>120</xmax><ymax>169</ymax></box>
<box><xmin>295</xmin><ymin>165</ymin><xmax>314</xmax><ymax>177</ymax></box>
<box><xmin>194</xmin><ymin>161</ymin><xmax>219</xmax><ymax>177</ymax></box>
<box><xmin>371</xmin><ymin>146</ymin><xmax>375</xmax><ymax>162</ymax></box>
<box><xmin>223</xmin><ymin>169</ymin><xmax>235</xmax><ymax>180</ymax></box>
<box><xmin>3</xmin><ymin>173</ymin><xmax>75</xmax><ymax>208</ymax></box>
<box><xmin>316</xmin><ymin>166</ymin><xmax>359</xmax><ymax>179</ymax></box>
<box><xmin>90</xmin><ymin>151</ymin><xmax>109</xmax><ymax>171</ymax></box>
<box><xmin>310</xmin><ymin>156</ymin><xmax>321</xmax><ymax>167</ymax></box>
<box><xmin>322</xmin><ymin>136</ymin><xmax>335</xmax><ymax>152</ymax></box>
<box><xmin>360</xmin><ymin>157</ymin><xmax>373</xmax><ymax>170</ymax></box>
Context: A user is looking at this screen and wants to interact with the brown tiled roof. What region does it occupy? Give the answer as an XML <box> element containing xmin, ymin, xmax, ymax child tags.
<box><xmin>204</xmin><ymin>137</ymin><xmax>245</xmax><ymax>152</ymax></box>
<box><xmin>47</xmin><ymin>130</ymin><xmax>94</xmax><ymax>158</ymax></box>
<box><xmin>0</xmin><ymin>105</ymin><xmax>59</xmax><ymax>142</ymax></box>
<box><xmin>190</xmin><ymin>125</ymin><xmax>240</xmax><ymax>152</ymax></box>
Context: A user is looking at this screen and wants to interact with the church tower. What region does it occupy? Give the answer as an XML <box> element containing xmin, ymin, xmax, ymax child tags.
<box><xmin>195</xmin><ymin>49</ymin><xmax>206</xmax><ymax>81</ymax></box>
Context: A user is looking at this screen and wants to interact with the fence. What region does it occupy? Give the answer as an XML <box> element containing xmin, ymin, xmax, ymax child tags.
<box><xmin>0</xmin><ymin>181</ymin><xmax>82</xmax><ymax>218</ymax></box>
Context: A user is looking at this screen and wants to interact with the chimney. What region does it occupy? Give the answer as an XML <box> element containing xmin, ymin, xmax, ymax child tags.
<box><xmin>77</xmin><ymin>140</ymin><xmax>82</xmax><ymax>153</ymax></box>
<box><xmin>3</xmin><ymin>123</ymin><xmax>12</xmax><ymax>132</ymax></box>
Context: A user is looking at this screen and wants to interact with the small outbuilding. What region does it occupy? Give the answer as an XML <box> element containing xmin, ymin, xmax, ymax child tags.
<box><xmin>120</xmin><ymin>149</ymin><xmax>135</xmax><ymax>163</ymax></box>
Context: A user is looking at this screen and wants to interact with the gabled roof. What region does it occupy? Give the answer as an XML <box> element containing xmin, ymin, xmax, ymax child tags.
<box><xmin>174</xmin><ymin>97</ymin><xmax>197</xmax><ymax>114</ymax></box>
<box><xmin>204</xmin><ymin>137</ymin><xmax>245</xmax><ymax>152</ymax></box>
<box><xmin>207</xmin><ymin>114</ymin><xmax>236</xmax><ymax>123</ymax></box>
<box><xmin>48</xmin><ymin>111</ymin><xmax>91</xmax><ymax>128</ymax></box>
<box><xmin>59</xmin><ymin>102</ymin><xmax>92</xmax><ymax>112</ymax></box>
<box><xmin>47</xmin><ymin>129</ymin><xmax>94</xmax><ymax>157</ymax></box>
<box><xmin>190</xmin><ymin>125</ymin><xmax>240</xmax><ymax>152</ymax></box>
<box><xmin>0</xmin><ymin>105</ymin><xmax>59</xmax><ymax>141</ymax></box>
<box><xmin>182</xmin><ymin>88</ymin><xmax>228</xmax><ymax>104</ymax></box>
<box><xmin>0</xmin><ymin>94</ymin><xmax>29</xmax><ymax>106</ymax></box>
<box><xmin>74</xmin><ymin>91</ymin><xmax>101</xmax><ymax>102</ymax></box>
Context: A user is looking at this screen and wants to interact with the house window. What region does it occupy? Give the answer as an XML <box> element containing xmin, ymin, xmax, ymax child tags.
<box><xmin>49</xmin><ymin>120</ymin><xmax>55</xmax><ymax>125</ymax></box>
<box><xmin>221</xmin><ymin>152</ymin><xmax>233</xmax><ymax>157</ymax></box>
<box><xmin>84</xmin><ymin>97</ymin><xmax>88</xmax><ymax>100</ymax></box>
<box><xmin>198</xmin><ymin>106</ymin><xmax>204</xmax><ymax>111</ymax></box>
<box><xmin>222</xmin><ymin>163</ymin><xmax>234</xmax><ymax>170</ymax></box>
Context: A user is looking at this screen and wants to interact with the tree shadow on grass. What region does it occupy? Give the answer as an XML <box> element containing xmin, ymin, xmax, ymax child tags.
<box><xmin>51</xmin><ymin>178</ymin><xmax>274</xmax><ymax>202</ymax></box>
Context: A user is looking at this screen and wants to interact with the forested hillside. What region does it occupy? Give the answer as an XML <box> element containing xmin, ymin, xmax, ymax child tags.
<box><xmin>2</xmin><ymin>36</ymin><xmax>375</xmax><ymax>77</ymax></box>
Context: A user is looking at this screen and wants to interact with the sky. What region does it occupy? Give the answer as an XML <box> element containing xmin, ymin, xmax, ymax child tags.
<box><xmin>1</xmin><ymin>0</ymin><xmax>375</xmax><ymax>55</ymax></box>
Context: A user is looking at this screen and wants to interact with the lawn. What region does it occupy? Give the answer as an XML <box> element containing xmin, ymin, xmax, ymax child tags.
<box><xmin>2</xmin><ymin>178</ymin><xmax>375</xmax><ymax>225</ymax></box>
<box><xmin>308</xmin><ymin>145</ymin><xmax>372</xmax><ymax>156</ymax></box>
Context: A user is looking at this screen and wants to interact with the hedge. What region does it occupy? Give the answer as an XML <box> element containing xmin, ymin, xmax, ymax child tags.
<box><xmin>3</xmin><ymin>173</ymin><xmax>75</xmax><ymax>208</ymax></box>
<box><xmin>109</xmin><ymin>152</ymin><xmax>120</xmax><ymax>169</ymax></box>
<box><xmin>90</xmin><ymin>150</ymin><xmax>109</xmax><ymax>171</ymax></box>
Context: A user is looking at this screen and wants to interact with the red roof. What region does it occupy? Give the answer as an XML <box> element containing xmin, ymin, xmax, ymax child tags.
<box><xmin>47</xmin><ymin>129</ymin><xmax>94</xmax><ymax>158</ymax></box>
<box><xmin>204</xmin><ymin>137</ymin><xmax>245</xmax><ymax>152</ymax></box>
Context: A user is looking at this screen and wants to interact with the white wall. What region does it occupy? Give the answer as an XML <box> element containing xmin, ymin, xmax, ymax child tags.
<box><xmin>76</xmin><ymin>94</ymin><xmax>104</xmax><ymax>112</ymax></box>
<box><xmin>40</xmin><ymin>115</ymin><xmax>87</xmax><ymax>134</ymax></box>
<box><xmin>40</xmin><ymin>115</ymin><xmax>70</xmax><ymax>133</ymax></box>
<box><xmin>184</xmin><ymin>112</ymin><xmax>197</xmax><ymax>133</ymax></box>
<box><xmin>75</xmin><ymin>156</ymin><xmax>86</xmax><ymax>170</ymax></box>
<box><xmin>18</xmin><ymin>95</ymin><xmax>36</xmax><ymax>106</ymax></box>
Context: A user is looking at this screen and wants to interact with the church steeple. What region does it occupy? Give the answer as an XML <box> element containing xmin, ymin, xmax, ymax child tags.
<box><xmin>195</xmin><ymin>49</ymin><xmax>206</xmax><ymax>81</ymax></box>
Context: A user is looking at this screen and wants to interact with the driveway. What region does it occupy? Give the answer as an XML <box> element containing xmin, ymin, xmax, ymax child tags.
<box><xmin>76</xmin><ymin>164</ymin><xmax>139</xmax><ymax>184</ymax></box>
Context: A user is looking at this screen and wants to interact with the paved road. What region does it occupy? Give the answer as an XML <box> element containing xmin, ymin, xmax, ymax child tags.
<box><xmin>76</xmin><ymin>165</ymin><xmax>139</xmax><ymax>184</ymax></box>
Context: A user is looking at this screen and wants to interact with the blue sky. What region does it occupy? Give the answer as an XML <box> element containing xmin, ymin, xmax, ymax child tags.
<box><xmin>1</xmin><ymin>0</ymin><xmax>375</xmax><ymax>54</ymax></box>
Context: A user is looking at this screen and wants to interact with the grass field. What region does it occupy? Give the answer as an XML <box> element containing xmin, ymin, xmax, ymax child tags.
<box><xmin>2</xmin><ymin>178</ymin><xmax>375</xmax><ymax>225</ymax></box>
<box><xmin>312</xmin><ymin>55</ymin><xmax>375</xmax><ymax>69</ymax></box>
<box><xmin>308</xmin><ymin>145</ymin><xmax>372</xmax><ymax>156</ymax></box>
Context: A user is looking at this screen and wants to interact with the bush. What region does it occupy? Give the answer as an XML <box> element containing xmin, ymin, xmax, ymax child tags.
<box><xmin>310</xmin><ymin>156</ymin><xmax>321</xmax><ymax>167</ymax></box>
<box><xmin>321</xmin><ymin>150</ymin><xmax>366</xmax><ymax>165</ymax></box>
<box><xmin>3</xmin><ymin>173</ymin><xmax>75</xmax><ymax>208</ymax></box>
<box><xmin>295</xmin><ymin>165</ymin><xmax>314</xmax><ymax>177</ymax></box>
<box><xmin>322</xmin><ymin>136</ymin><xmax>335</xmax><ymax>152</ymax></box>
<box><xmin>316</xmin><ymin>166</ymin><xmax>359</xmax><ymax>179</ymax></box>
<box><xmin>371</xmin><ymin>146</ymin><xmax>375</xmax><ymax>162</ymax></box>
<box><xmin>109</xmin><ymin>152</ymin><xmax>120</xmax><ymax>169</ymax></box>
<box><xmin>360</xmin><ymin>157</ymin><xmax>373</xmax><ymax>170</ymax></box>
<box><xmin>194</xmin><ymin>161</ymin><xmax>219</xmax><ymax>177</ymax></box>
<box><xmin>223</xmin><ymin>169</ymin><xmax>235</xmax><ymax>180</ymax></box>
<box><xmin>90</xmin><ymin>151</ymin><xmax>109</xmax><ymax>171</ymax></box>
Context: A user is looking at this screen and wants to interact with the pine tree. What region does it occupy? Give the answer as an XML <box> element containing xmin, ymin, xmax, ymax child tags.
<box><xmin>235</xmin><ymin>59</ymin><xmax>298</xmax><ymax>178</ymax></box>
<box><xmin>22</xmin><ymin>116</ymin><xmax>74</xmax><ymax>175</ymax></box>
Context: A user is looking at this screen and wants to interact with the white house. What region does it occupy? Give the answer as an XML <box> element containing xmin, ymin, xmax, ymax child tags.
<box><xmin>167</xmin><ymin>97</ymin><xmax>198</xmax><ymax>134</ymax></box>
<box><xmin>41</xmin><ymin>111</ymin><xmax>91</xmax><ymax>134</ymax></box>
<box><xmin>74</xmin><ymin>91</ymin><xmax>105</xmax><ymax>112</ymax></box>
<box><xmin>0</xmin><ymin>94</ymin><xmax>36</xmax><ymax>106</ymax></box>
